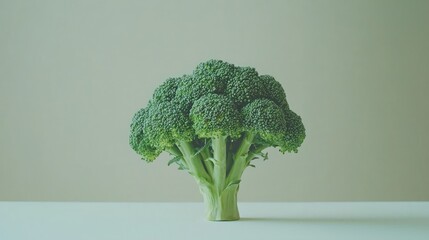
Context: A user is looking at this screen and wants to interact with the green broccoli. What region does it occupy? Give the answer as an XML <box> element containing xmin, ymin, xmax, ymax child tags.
<box><xmin>129</xmin><ymin>60</ymin><xmax>305</xmax><ymax>221</ymax></box>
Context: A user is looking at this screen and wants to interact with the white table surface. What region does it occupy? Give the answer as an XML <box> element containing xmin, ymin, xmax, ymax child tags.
<box><xmin>1</xmin><ymin>202</ymin><xmax>428</xmax><ymax>240</ymax></box>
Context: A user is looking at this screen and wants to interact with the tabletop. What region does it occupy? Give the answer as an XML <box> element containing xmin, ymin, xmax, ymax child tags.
<box><xmin>1</xmin><ymin>202</ymin><xmax>428</xmax><ymax>240</ymax></box>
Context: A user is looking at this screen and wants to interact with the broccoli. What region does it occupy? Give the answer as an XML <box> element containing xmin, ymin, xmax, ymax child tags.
<box><xmin>129</xmin><ymin>60</ymin><xmax>305</xmax><ymax>221</ymax></box>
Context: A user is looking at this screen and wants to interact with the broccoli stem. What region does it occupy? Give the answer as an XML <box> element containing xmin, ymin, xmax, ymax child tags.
<box><xmin>166</xmin><ymin>146</ymin><xmax>188</xmax><ymax>170</ymax></box>
<box><xmin>199</xmin><ymin>142</ymin><xmax>214</xmax><ymax>177</ymax></box>
<box><xmin>212</xmin><ymin>136</ymin><xmax>227</xmax><ymax>194</ymax></box>
<box><xmin>200</xmin><ymin>183</ymin><xmax>240</xmax><ymax>221</ymax></box>
<box><xmin>226</xmin><ymin>133</ymin><xmax>255</xmax><ymax>185</ymax></box>
<box><xmin>196</xmin><ymin>135</ymin><xmax>246</xmax><ymax>221</ymax></box>
<box><xmin>246</xmin><ymin>144</ymin><xmax>269</xmax><ymax>162</ymax></box>
<box><xmin>177</xmin><ymin>141</ymin><xmax>211</xmax><ymax>183</ymax></box>
<box><xmin>166</xmin><ymin>145</ymin><xmax>182</xmax><ymax>157</ymax></box>
<box><xmin>180</xmin><ymin>134</ymin><xmax>256</xmax><ymax>221</ymax></box>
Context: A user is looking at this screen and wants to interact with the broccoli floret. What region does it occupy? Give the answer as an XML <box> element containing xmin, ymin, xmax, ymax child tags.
<box><xmin>226</xmin><ymin>66</ymin><xmax>265</xmax><ymax>107</ymax></box>
<box><xmin>281</xmin><ymin>109</ymin><xmax>306</xmax><ymax>153</ymax></box>
<box><xmin>190</xmin><ymin>93</ymin><xmax>242</xmax><ymax>139</ymax></box>
<box><xmin>192</xmin><ymin>59</ymin><xmax>234</xmax><ymax>94</ymax></box>
<box><xmin>152</xmin><ymin>77</ymin><xmax>180</xmax><ymax>103</ymax></box>
<box><xmin>259</xmin><ymin>74</ymin><xmax>289</xmax><ymax>110</ymax></box>
<box><xmin>129</xmin><ymin>108</ymin><xmax>146</xmax><ymax>153</ymax></box>
<box><xmin>144</xmin><ymin>101</ymin><xmax>194</xmax><ymax>148</ymax></box>
<box><xmin>242</xmin><ymin>99</ymin><xmax>287</xmax><ymax>147</ymax></box>
<box><xmin>129</xmin><ymin>60</ymin><xmax>305</xmax><ymax>221</ymax></box>
<box><xmin>129</xmin><ymin>108</ymin><xmax>161</xmax><ymax>161</ymax></box>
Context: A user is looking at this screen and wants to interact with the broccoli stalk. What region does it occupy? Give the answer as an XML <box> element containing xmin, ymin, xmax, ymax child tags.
<box><xmin>129</xmin><ymin>60</ymin><xmax>305</xmax><ymax>221</ymax></box>
<box><xmin>201</xmin><ymin>139</ymin><xmax>237</xmax><ymax>220</ymax></box>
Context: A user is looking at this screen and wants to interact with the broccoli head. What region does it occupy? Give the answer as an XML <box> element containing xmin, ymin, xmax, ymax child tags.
<box><xmin>129</xmin><ymin>59</ymin><xmax>305</xmax><ymax>221</ymax></box>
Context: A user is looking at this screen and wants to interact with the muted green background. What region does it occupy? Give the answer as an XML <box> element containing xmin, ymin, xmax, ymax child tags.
<box><xmin>1</xmin><ymin>0</ymin><xmax>428</xmax><ymax>201</ymax></box>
